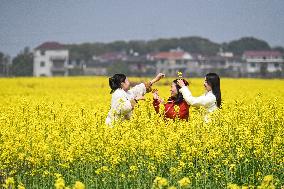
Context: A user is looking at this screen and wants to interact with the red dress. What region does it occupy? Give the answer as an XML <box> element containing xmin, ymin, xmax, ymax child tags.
<box><xmin>153</xmin><ymin>98</ymin><xmax>189</xmax><ymax>120</ymax></box>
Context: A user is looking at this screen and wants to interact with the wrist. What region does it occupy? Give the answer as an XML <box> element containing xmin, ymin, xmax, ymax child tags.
<box><xmin>151</xmin><ymin>78</ymin><xmax>157</xmax><ymax>84</ymax></box>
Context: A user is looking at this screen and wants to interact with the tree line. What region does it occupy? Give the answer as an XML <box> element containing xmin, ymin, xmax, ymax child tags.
<box><xmin>67</xmin><ymin>36</ymin><xmax>283</xmax><ymax>61</ymax></box>
<box><xmin>1</xmin><ymin>36</ymin><xmax>283</xmax><ymax>76</ymax></box>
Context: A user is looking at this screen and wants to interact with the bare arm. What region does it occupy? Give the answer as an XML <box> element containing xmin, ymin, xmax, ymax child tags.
<box><xmin>149</xmin><ymin>73</ymin><xmax>165</xmax><ymax>85</ymax></box>
<box><xmin>129</xmin><ymin>73</ymin><xmax>165</xmax><ymax>97</ymax></box>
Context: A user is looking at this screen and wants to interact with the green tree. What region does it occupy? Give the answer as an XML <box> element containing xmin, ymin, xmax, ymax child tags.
<box><xmin>0</xmin><ymin>52</ymin><xmax>11</xmax><ymax>76</ymax></box>
<box><xmin>66</xmin><ymin>36</ymin><xmax>281</xmax><ymax>61</ymax></box>
<box><xmin>11</xmin><ymin>47</ymin><xmax>33</xmax><ymax>76</ymax></box>
<box><xmin>225</xmin><ymin>37</ymin><xmax>271</xmax><ymax>55</ymax></box>
<box><xmin>272</xmin><ymin>46</ymin><xmax>284</xmax><ymax>54</ymax></box>
<box><xmin>107</xmin><ymin>61</ymin><xmax>130</xmax><ymax>76</ymax></box>
<box><xmin>0</xmin><ymin>52</ymin><xmax>5</xmax><ymax>75</ymax></box>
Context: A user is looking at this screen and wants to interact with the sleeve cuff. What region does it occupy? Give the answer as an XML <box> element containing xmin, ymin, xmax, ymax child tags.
<box><xmin>180</xmin><ymin>86</ymin><xmax>192</xmax><ymax>96</ymax></box>
<box><xmin>144</xmin><ymin>82</ymin><xmax>152</xmax><ymax>93</ymax></box>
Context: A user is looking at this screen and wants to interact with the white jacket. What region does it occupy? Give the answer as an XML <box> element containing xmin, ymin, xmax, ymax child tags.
<box><xmin>106</xmin><ymin>83</ymin><xmax>147</xmax><ymax>126</ymax></box>
<box><xmin>179</xmin><ymin>86</ymin><xmax>217</xmax><ymax>113</ymax></box>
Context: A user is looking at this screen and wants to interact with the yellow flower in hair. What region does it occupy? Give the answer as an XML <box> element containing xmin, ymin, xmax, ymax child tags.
<box><xmin>177</xmin><ymin>71</ymin><xmax>183</xmax><ymax>78</ymax></box>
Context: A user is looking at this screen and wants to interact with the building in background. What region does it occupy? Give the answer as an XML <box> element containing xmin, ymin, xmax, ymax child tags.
<box><xmin>32</xmin><ymin>42</ymin><xmax>284</xmax><ymax>78</ymax></box>
<box><xmin>33</xmin><ymin>42</ymin><xmax>70</xmax><ymax>77</ymax></box>
<box><xmin>151</xmin><ymin>50</ymin><xmax>244</xmax><ymax>78</ymax></box>
<box><xmin>151</xmin><ymin>50</ymin><xmax>193</xmax><ymax>76</ymax></box>
<box><xmin>243</xmin><ymin>51</ymin><xmax>284</xmax><ymax>77</ymax></box>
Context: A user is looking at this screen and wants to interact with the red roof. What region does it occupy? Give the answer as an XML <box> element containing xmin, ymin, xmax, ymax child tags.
<box><xmin>152</xmin><ymin>51</ymin><xmax>189</xmax><ymax>60</ymax></box>
<box><xmin>98</xmin><ymin>52</ymin><xmax>127</xmax><ymax>61</ymax></box>
<box><xmin>35</xmin><ymin>42</ymin><xmax>66</xmax><ymax>50</ymax></box>
<box><xmin>243</xmin><ymin>51</ymin><xmax>282</xmax><ymax>57</ymax></box>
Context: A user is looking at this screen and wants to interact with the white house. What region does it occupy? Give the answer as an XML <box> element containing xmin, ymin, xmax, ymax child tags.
<box><xmin>243</xmin><ymin>51</ymin><xmax>283</xmax><ymax>77</ymax></box>
<box><xmin>151</xmin><ymin>50</ymin><xmax>194</xmax><ymax>76</ymax></box>
<box><xmin>197</xmin><ymin>55</ymin><xmax>242</xmax><ymax>76</ymax></box>
<box><xmin>33</xmin><ymin>42</ymin><xmax>70</xmax><ymax>77</ymax></box>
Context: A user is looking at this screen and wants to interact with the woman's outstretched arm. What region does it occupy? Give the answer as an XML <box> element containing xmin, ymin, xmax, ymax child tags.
<box><xmin>149</xmin><ymin>73</ymin><xmax>165</xmax><ymax>86</ymax></box>
<box><xmin>179</xmin><ymin>86</ymin><xmax>214</xmax><ymax>107</ymax></box>
<box><xmin>129</xmin><ymin>73</ymin><xmax>165</xmax><ymax>98</ymax></box>
<box><xmin>177</xmin><ymin>79</ymin><xmax>215</xmax><ymax>107</ymax></box>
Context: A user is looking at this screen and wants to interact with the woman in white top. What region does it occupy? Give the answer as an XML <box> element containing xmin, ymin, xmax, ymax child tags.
<box><xmin>177</xmin><ymin>73</ymin><xmax>221</xmax><ymax>120</ymax></box>
<box><xmin>106</xmin><ymin>73</ymin><xmax>165</xmax><ymax>126</ymax></box>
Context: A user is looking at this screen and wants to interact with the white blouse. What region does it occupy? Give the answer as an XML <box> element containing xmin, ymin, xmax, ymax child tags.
<box><xmin>179</xmin><ymin>86</ymin><xmax>217</xmax><ymax>113</ymax></box>
<box><xmin>106</xmin><ymin>83</ymin><xmax>147</xmax><ymax>126</ymax></box>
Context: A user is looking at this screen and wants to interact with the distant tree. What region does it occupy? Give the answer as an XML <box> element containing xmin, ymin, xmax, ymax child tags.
<box><xmin>260</xmin><ymin>64</ymin><xmax>268</xmax><ymax>77</ymax></box>
<box><xmin>68</xmin><ymin>42</ymin><xmax>109</xmax><ymax>61</ymax></box>
<box><xmin>139</xmin><ymin>36</ymin><xmax>220</xmax><ymax>55</ymax></box>
<box><xmin>128</xmin><ymin>40</ymin><xmax>147</xmax><ymax>54</ymax></box>
<box><xmin>226</xmin><ymin>37</ymin><xmax>271</xmax><ymax>55</ymax></box>
<box><xmin>0</xmin><ymin>52</ymin><xmax>5</xmax><ymax>76</ymax></box>
<box><xmin>272</xmin><ymin>46</ymin><xmax>284</xmax><ymax>54</ymax></box>
<box><xmin>0</xmin><ymin>52</ymin><xmax>11</xmax><ymax>76</ymax></box>
<box><xmin>66</xmin><ymin>36</ymin><xmax>275</xmax><ymax>60</ymax></box>
<box><xmin>107</xmin><ymin>61</ymin><xmax>130</xmax><ymax>76</ymax></box>
<box><xmin>147</xmin><ymin>38</ymin><xmax>180</xmax><ymax>52</ymax></box>
<box><xmin>0</xmin><ymin>52</ymin><xmax>3</xmax><ymax>61</ymax></box>
<box><xmin>11</xmin><ymin>47</ymin><xmax>33</xmax><ymax>76</ymax></box>
<box><xmin>179</xmin><ymin>37</ymin><xmax>220</xmax><ymax>55</ymax></box>
<box><xmin>0</xmin><ymin>52</ymin><xmax>5</xmax><ymax>75</ymax></box>
<box><xmin>108</xmin><ymin>41</ymin><xmax>128</xmax><ymax>52</ymax></box>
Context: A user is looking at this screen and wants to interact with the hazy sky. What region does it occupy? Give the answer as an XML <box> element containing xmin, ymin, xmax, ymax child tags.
<box><xmin>1</xmin><ymin>0</ymin><xmax>284</xmax><ymax>57</ymax></box>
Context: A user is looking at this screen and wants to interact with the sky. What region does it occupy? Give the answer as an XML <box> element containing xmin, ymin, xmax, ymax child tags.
<box><xmin>0</xmin><ymin>0</ymin><xmax>284</xmax><ymax>57</ymax></box>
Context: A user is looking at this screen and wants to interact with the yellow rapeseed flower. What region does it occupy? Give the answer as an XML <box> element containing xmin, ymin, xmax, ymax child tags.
<box><xmin>73</xmin><ymin>181</ymin><xmax>85</xmax><ymax>189</ymax></box>
<box><xmin>152</xmin><ymin>176</ymin><xmax>168</xmax><ymax>189</ymax></box>
<box><xmin>178</xmin><ymin>177</ymin><xmax>191</xmax><ymax>188</ymax></box>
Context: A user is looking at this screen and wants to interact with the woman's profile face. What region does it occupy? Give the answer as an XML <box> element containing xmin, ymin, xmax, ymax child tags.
<box><xmin>121</xmin><ymin>78</ymin><xmax>130</xmax><ymax>91</ymax></box>
<box><xmin>204</xmin><ymin>78</ymin><xmax>212</xmax><ymax>92</ymax></box>
<box><xmin>170</xmin><ymin>83</ymin><xmax>178</xmax><ymax>97</ymax></box>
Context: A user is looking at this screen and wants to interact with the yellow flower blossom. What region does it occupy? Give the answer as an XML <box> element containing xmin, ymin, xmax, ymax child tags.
<box><xmin>0</xmin><ymin>77</ymin><xmax>283</xmax><ymax>188</ymax></box>
<box><xmin>178</xmin><ymin>177</ymin><xmax>191</xmax><ymax>188</ymax></box>
<box><xmin>73</xmin><ymin>181</ymin><xmax>85</xmax><ymax>189</ymax></box>
<box><xmin>152</xmin><ymin>176</ymin><xmax>168</xmax><ymax>189</ymax></box>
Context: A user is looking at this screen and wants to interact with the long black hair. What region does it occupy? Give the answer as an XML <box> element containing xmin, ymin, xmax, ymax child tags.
<box><xmin>170</xmin><ymin>79</ymin><xmax>189</xmax><ymax>104</ymax></box>
<box><xmin>109</xmin><ymin>74</ymin><xmax>126</xmax><ymax>94</ymax></box>
<box><xmin>205</xmin><ymin>73</ymin><xmax>221</xmax><ymax>108</ymax></box>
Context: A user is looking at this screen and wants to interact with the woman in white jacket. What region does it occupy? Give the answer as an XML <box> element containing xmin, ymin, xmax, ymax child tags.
<box><xmin>106</xmin><ymin>73</ymin><xmax>165</xmax><ymax>126</ymax></box>
<box><xmin>177</xmin><ymin>73</ymin><xmax>221</xmax><ymax>120</ymax></box>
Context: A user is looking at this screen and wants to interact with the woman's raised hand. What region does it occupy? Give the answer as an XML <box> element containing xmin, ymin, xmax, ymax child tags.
<box><xmin>156</xmin><ymin>73</ymin><xmax>165</xmax><ymax>81</ymax></box>
<box><xmin>151</xmin><ymin>73</ymin><xmax>165</xmax><ymax>85</ymax></box>
<box><xmin>156</xmin><ymin>73</ymin><xmax>166</xmax><ymax>82</ymax></box>
<box><xmin>177</xmin><ymin>79</ymin><xmax>186</xmax><ymax>87</ymax></box>
<box><xmin>152</xmin><ymin>89</ymin><xmax>159</xmax><ymax>100</ymax></box>
<box><xmin>152</xmin><ymin>89</ymin><xmax>164</xmax><ymax>103</ymax></box>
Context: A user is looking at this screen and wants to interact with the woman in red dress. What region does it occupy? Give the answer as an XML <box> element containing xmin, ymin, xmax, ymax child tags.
<box><xmin>153</xmin><ymin>79</ymin><xmax>190</xmax><ymax>120</ymax></box>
